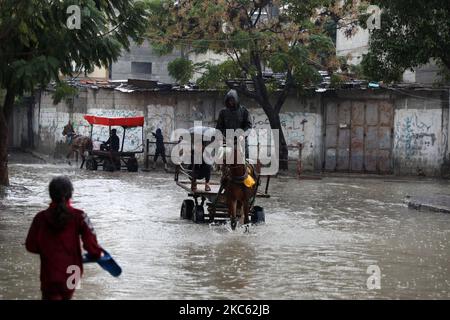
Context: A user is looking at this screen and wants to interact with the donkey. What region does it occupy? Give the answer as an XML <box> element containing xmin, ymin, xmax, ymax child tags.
<box><xmin>219</xmin><ymin>139</ymin><xmax>258</xmax><ymax>230</ymax></box>
<box><xmin>62</xmin><ymin>122</ymin><xmax>93</xmax><ymax>168</ymax></box>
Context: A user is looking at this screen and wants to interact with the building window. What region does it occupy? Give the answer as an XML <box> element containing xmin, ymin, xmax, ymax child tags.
<box><xmin>131</xmin><ymin>62</ymin><xmax>152</xmax><ymax>75</ymax></box>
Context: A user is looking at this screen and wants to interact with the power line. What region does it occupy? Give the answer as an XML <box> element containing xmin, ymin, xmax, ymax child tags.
<box><xmin>387</xmin><ymin>86</ymin><xmax>449</xmax><ymax>103</ymax></box>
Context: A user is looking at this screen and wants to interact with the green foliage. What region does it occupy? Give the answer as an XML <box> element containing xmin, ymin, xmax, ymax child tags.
<box><xmin>323</xmin><ymin>18</ymin><xmax>337</xmax><ymax>44</ymax></box>
<box><xmin>52</xmin><ymin>82</ymin><xmax>79</xmax><ymax>105</ymax></box>
<box><xmin>146</xmin><ymin>0</ymin><xmax>345</xmax><ymax>91</ymax></box>
<box><xmin>330</xmin><ymin>74</ymin><xmax>344</xmax><ymax>88</ymax></box>
<box><xmin>145</xmin><ymin>0</ymin><xmax>177</xmax><ymax>56</ymax></box>
<box><xmin>361</xmin><ymin>0</ymin><xmax>450</xmax><ymax>83</ymax></box>
<box><xmin>168</xmin><ymin>58</ymin><xmax>196</xmax><ymax>85</ymax></box>
<box><xmin>348</xmin><ymin>63</ymin><xmax>365</xmax><ymax>80</ymax></box>
<box><xmin>360</xmin><ymin>52</ymin><xmax>403</xmax><ymax>83</ymax></box>
<box><xmin>197</xmin><ymin>60</ymin><xmax>242</xmax><ymax>89</ymax></box>
<box><xmin>0</xmin><ymin>0</ymin><xmax>148</xmax><ymax>96</ymax></box>
<box><xmin>0</xmin><ymin>89</ymin><xmax>5</xmax><ymax>108</ymax></box>
<box><xmin>436</xmin><ymin>60</ymin><xmax>450</xmax><ymax>85</ymax></box>
<box><xmin>292</xmin><ymin>63</ymin><xmax>322</xmax><ymax>89</ymax></box>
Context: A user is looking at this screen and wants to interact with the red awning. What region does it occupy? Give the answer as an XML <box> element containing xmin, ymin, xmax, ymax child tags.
<box><xmin>83</xmin><ymin>115</ymin><xmax>145</xmax><ymax>127</ymax></box>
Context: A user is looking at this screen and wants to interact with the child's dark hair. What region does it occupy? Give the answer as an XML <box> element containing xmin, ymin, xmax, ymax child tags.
<box><xmin>49</xmin><ymin>176</ymin><xmax>74</xmax><ymax>229</ymax></box>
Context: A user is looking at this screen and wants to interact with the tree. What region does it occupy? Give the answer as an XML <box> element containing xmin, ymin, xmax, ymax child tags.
<box><xmin>146</xmin><ymin>0</ymin><xmax>346</xmax><ymax>170</ymax></box>
<box><xmin>360</xmin><ymin>0</ymin><xmax>450</xmax><ymax>83</ymax></box>
<box><xmin>197</xmin><ymin>60</ymin><xmax>242</xmax><ymax>90</ymax></box>
<box><xmin>168</xmin><ymin>57</ymin><xmax>197</xmax><ymax>85</ymax></box>
<box><xmin>0</xmin><ymin>0</ymin><xmax>148</xmax><ymax>186</ymax></box>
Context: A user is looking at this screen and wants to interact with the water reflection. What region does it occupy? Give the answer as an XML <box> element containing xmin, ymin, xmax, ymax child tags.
<box><xmin>1</xmin><ymin>160</ymin><xmax>450</xmax><ymax>299</ymax></box>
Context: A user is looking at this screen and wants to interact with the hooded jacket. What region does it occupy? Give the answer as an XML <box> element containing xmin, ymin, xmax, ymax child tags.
<box><xmin>152</xmin><ymin>128</ymin><xmax>165</xmax><ymax>150</ymax></box>
<box><xmin>216</xmin><ymin>89</ymin><xmax>252</xmax><ymax>136</ymax></box>
<box><xmin>26</xmin><ymin>203</ymin><xmax>102</xmax><ymax>294</ymax></box>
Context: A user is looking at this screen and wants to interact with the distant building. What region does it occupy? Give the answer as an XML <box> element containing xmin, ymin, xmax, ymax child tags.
<box><xmin>109</xmin><ymin>40</ymin><xmax>183</xmax><ymax>83</ymax></box>
<box><xmin>76</xmin><ymin>4</ymin><xmax>280</xmax><ymax>84</ymax></box>
<box><xmin>103</xmin><ymin>40</ymin><xmax>228</xmax><ymax>84</ymax></box>
<box><xmin>336</xmin><ymin>27</ymin><xmax>443</xmax><ymax>84</ymax></box>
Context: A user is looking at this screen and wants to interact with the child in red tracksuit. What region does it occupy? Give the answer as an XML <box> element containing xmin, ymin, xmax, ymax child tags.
<box><xmin>26</xmin><ymin>176</ymin><xmax>103</xmax><ymax>300</ymax></box>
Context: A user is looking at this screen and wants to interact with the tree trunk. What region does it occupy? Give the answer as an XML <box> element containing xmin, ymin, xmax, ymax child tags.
<box><xmin>0</xmin><ymin>89</ymin><xmax>15</xmax><ymax>186</ymax></box>
<box><xmin>0</xmin><ymin>111</ymin><xmax>10</xmax><ymax>186</ymax></box>
<box><xmin>251</xmin><ymin>70</ymin><xmax>289</xmax><ymax>171</ymax></box>
<box><xmin>441</xmin><ymin>56</ymin><xmax>450</xmax><ymax>71</ymax></box>
<box><xmin>265</xmin><ymin>110</ymin><xmax>289</xmax><ymax>171</ymax></box>
<box><xmin>230</xmin><ymin>65</ymin><xmax>290</xmax><ymax>171</ymax></box>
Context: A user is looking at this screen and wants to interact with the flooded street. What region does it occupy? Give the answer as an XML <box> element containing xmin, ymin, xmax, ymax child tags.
<box><xmin>1</xmin><ymin>154</ymin><xmax>450</xmax><ymax>300</ymax></box>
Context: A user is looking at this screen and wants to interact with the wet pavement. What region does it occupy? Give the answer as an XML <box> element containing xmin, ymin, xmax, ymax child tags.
<box><xmin>408</xmin><ymin>194</ymin><xmax>450</xmax><ymax>214</ymax></box>
<box><xmin>1</xmin><ymin>152</ymin><xmax>450</xmax><ymax>299</ymax></box>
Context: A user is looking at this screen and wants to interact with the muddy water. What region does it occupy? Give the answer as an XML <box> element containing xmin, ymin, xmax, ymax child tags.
<box><xmin>1</xmin><ymin>160</ymin><xmax>450</xmax><ymax>299</ymax></box>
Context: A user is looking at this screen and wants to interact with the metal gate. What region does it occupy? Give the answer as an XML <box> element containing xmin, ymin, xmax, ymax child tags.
<box><xmin>324</xmin><ymin>100</ymin><xmax>394</xmax><ymax>174</ymax></box>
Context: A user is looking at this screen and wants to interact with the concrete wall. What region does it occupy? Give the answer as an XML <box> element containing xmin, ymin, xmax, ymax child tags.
<box><xmin>189</xmin><ymin>51</ymin><xmax>228</xmax><ymax>81</ymax></box>
<box><xmin>393</xmin><ymin>90</ymin><xmax>449</xmax><ymax>176</ymax></box>
<box><xmin>110</xmin><ymin>40</ymin><xmax>182</xmax><ymax>83</ymax></box>
<box><xmin>239</xmin><ymin>95</ymin><xmax>323</xmax><ymax>171</ymax></box>
<box><xmin>28</xmin><ymin>89</ymin><xmax>323</xmax><ymax>172</ymax></box>
<box><xmin>322</xmin><ymin>89</ymin><xmax>449</xmax><ymax>176</ymax></box>
<box><xmin>336</xmin><ymin>26</ymin><xmax>369</xmax><ymax>65</ymax></box>
<box><xmin>10</xmin><ymin>87</ymin><xmax>450</xmax><ymax>176</ymax></box>
<box><xmin>8</xmin><ymin>97</ymin><xmax>34</xmax><ymax>149</ymax></box>
<box><xmin>9</xmin><ymin>105</ymin><xmax>29</xmax><ymax>148</ymax></box>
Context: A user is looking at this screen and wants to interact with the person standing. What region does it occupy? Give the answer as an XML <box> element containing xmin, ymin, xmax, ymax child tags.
<box><xmin>152</xmin><ymin>128</ymin><xmax>168</xmax><ymax>171</ymax></box>
<box><xmin>26</xmin><ymin>176</ymin><xmax>103</xmax><ymax>300</ymax></box>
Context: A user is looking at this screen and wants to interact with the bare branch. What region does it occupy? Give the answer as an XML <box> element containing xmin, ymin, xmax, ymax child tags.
<box><xmin>275</xmin><ymin>67</ymin><xmax>294</xmax><ymax>114</ymax></box>
<box><xmin>233</xmin><ymin>48</ymin><xmax>249</xmax><ymax>74</ymax></box>
<box><xmin>253</xmin><ymin>7</ymin><xmax>262</xmax><ymax>27</ymax></box>
<box><xmin>248</xmin><ymin>48</ymin><xmax>272</xmax><ymax>110</ymax></box>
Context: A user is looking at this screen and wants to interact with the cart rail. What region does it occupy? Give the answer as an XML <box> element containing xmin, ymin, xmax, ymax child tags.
<box><xmin>175</xmin><ymin>163</ymin><xmax>270</xmax><ymax>224</ymax></box>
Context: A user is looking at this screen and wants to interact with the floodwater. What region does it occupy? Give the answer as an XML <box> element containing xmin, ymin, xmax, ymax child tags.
<box><xmin>1</xmin><ymin>155</ymin><xmax>450</xmax><ymax>299</ymax></box>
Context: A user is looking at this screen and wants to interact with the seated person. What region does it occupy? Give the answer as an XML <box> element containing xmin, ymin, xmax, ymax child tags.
<box><xmin>191</xmin><ymin>163</ymin><xmax>212</xmax><ymax>192</ymax></box>
<box><xmin>101</xmin><ymin>129</ymin><xmax>120</xmax><ymax>152</ymax></box>
<box><xmin>190</xmin><ymin>142</ymin><xmax>212</xmax><ymax>192</ymax></box>
<box><xmin>65</xmin><ymin>122</ymin><xmax>76</xmax><ymax>145</ymax></box>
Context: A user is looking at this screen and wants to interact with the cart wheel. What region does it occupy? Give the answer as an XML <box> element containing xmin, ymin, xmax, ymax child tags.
<box><xmin>86</xmin><ymin>157</ymin><xmax>98</xmax><ymax>171</ymax></box>
<box><xmin>127</xmin><ymin>157</ymin><xmax>138</xmax><ymax>172</ymax></box>
<box><xmin>103</xmin><ymin>158</ymin><xmax>115</xmax><ymax>172</ymax></box>
<box><xmin>192</xmin><ymin>205</ymin><xmax>205</xmax><ymax>223</ymax></box>
<box><xmin>251</xmin><ymin>206</ymin><xmax>265</xmax><ymax>224</ymax></box>
<box><xmin>180</xmin><ymin>200</ymin><xmax>194</xmax><ymax>220</ymax></box>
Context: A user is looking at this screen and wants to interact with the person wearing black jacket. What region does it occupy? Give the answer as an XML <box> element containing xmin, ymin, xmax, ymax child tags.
<box><xmin>216</xmin><ymin>89</ymin><xmax>252</xmax><ymax>159</ymax></box>
<box><xmin>102</xmin><ymin>129</ymin><xmax>120</xmax><ymax>152</ymax></box>
<box><xmin>152</xmin><ymin>128</ymin><xmax>168</xmax><ymax>171</ymax></box>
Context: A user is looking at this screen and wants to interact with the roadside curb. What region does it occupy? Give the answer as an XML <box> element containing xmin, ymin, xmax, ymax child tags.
<box><xmin>22</xmin><ymin>149</ymin><xmax>49</xmax><ymax>163</ymax></box>
<box><xmin>407</xmin><ymin>195</ymin><xmax>450</xmax><ymax>214</ymax></box>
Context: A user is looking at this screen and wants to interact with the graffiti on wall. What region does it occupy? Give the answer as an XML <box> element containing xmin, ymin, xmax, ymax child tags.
<box><xmin>39</xmin><ymin>108</ymin><xmax>70</xmax><ymax>147</ymax></box>
<box><xmin>37</xmin><ymin>93</ymin><xmax>320</xmax><ymax>166</ymax></box>
<box><xmin>250</xmin><ymin>110</ymin><xmax>319</xmax><ymax>165</ymax></box>
<box><xmin>70</xmin><ymin>109</ymin><xmax>145</xmax><ymax>152</ymax></box>
<box><xmin>394</xmin><ymin>110</ymin><xmax>441</xmax><ymax>163</ymax></box>
<box><xmin>147</xmin><ymin>104</ymin><xmax>175</xmax><ymax>143</ymax></box>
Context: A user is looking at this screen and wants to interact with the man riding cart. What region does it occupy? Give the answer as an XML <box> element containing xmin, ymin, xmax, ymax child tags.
<box><xmin>83</xmin><ymin>115</ymin><xmax>145</xmax><ymax>172</ymax></box>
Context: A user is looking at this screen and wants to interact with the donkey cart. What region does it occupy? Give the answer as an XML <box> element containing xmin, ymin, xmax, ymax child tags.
<box><xmin>83</xmin><ymin>115</ymin><xmax>145</xmax><ymax>172</ymax></box>
<box><xmin>174</xmin><ymin>125</ymin><xmax>270</xmax><ymax>226</ymax></box>
<box><xmin>175</xmin><ymin>164</ymin><xmax>270</xmax><ymax>224</ymax></box>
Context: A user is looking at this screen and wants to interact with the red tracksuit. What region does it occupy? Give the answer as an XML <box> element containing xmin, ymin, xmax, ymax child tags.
<box><xmin>26</xmin><ymin>203</ymin><xmax>102</xmax><ymax>300</ymax></box>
